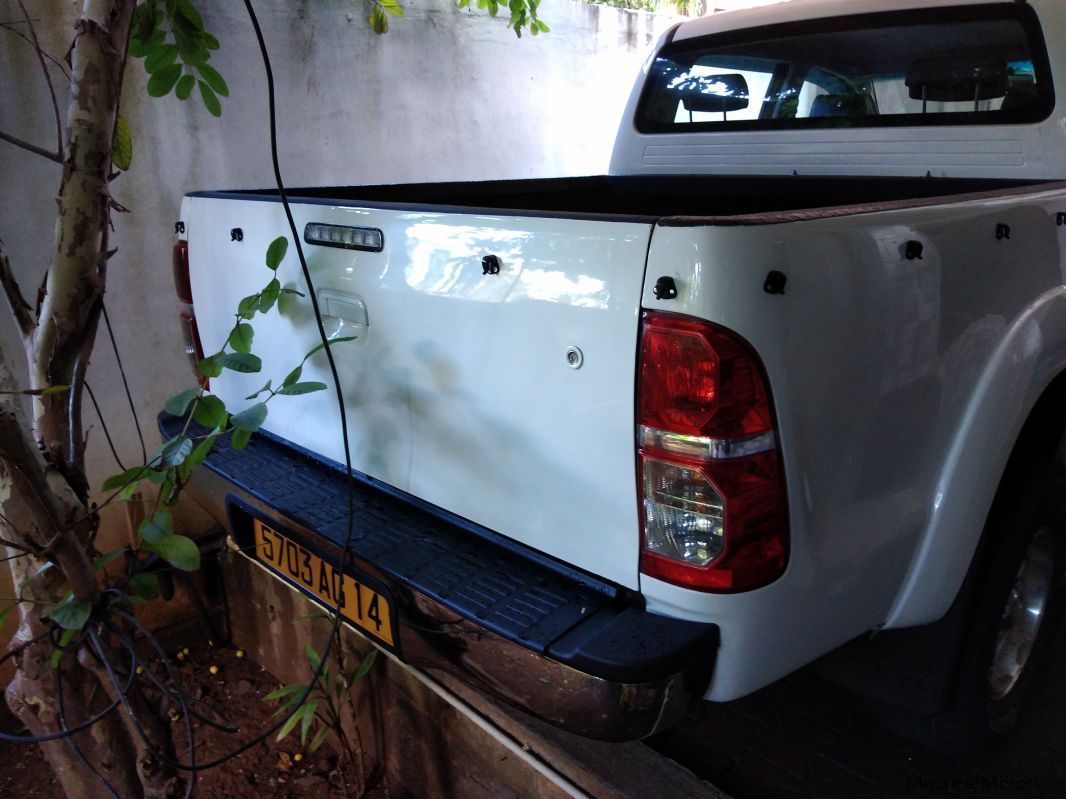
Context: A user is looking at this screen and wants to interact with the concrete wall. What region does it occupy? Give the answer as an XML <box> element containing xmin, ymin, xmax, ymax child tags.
<box><xmin>0</xmin><ymin>0</ymin><xmax>672</xmax><ymax>559</ymax></box>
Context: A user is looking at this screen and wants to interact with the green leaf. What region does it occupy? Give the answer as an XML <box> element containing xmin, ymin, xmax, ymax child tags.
<box><xmin>195</xmin><ymin>62</ymin><xmax>229</xmax><ymax>97</ymax></box>
<box><xmin>175</xmin><ymin>0</ymin><xmax>205</xmax><ymax>32</ymax></box>
<box><xmin>138</xmin><ymin>510</ymin><xmax>173</xmax><ymax>545</ymax></box>
<box><xmin>128</xmin><ymin>36</ymin><xmax>151</xmax><ymax>59</ymax></box>
<box><xmin>300</xmin><ymin>699</ymin><xmax>318</xmax><ymax>745</ymax></box>
<box><xmin>197</xmin><ymin>354</ymin><xmax>222</xmax><ymax>378</ymax></box>
<box><xmin>40</xmin><ymin>384</ymin><xmax>70</xmax><ymax>396</ymax></box>
<box><xmin>258</xmin><ymin>278</ymin><xmax>281</xmax><ymax>313</ymax></box>
<box><xmin>219</xmin><ymin>352</ymin><xmax>262</xmax><ymax>374</ymax></box>
<box><xmin>246</xmin><ymin>380</ymin><xmax>272</xmax><ymax>400</ymax></box>
<box><xmin>164</xmin><ymin>387</ymin><xmax>200</xmax><ymax>417</ymax></box>
<box><xmin>231</xmin><ymin>402</ymin><xmax>267</xmax><ymax>433</ymax></box>
<box><xmin>192</xmin><ymin>395</ymin><xmax>228</xmax><ymax>429</ymax></box>
<box><xmin>144</xmin><ymin>43</ymin><xmax>178</xmax><ymax>74</ymax></box>
<box><xmin>203</xmin><ymin>32</ymin><xmax>220</xmax><ymax>50</ymax></box>
<box><xmin>18</xmin><ymin>562</ymin><xmax>53</xmax><ymax>600</ymax></box>
<box><xmin>117</xmin><ymin>480</ymin><xmax>142</xmax><ymax>501</ymax></box>
<box><xmin>51</xmin><ymin>628</ymin><xmax>78</xmax><ymax>668</ymax></box>
<box><xmin>160</xmin><ymin>436</ymin><xmax>194</xmax><ymax>467</ymax></box>
<box><xmin>231</xmin><ymin>428</ymin><xmax>252</xmax><ymax>450</ymax></box>
<box><xmin>263</xmin><ymin>683</ymin><xmax>304</xmax><ymax>702</ymax></box>
<box><xmin>128</xmin><ymin>572</ymin><xmax>161</xmax><ymax>601</ymax></box>
<box><xmin>370</xmin><ymin>4</ymin><xmax>388</xmax><ymax>34</ymax></box>
<box><xmin>188</xmin><ymin>432</ymin><xmax>220</xmax><ymax>466</ymax></box>
<box><xmin>237</xmin><ymin>294</ymin><xmax>259</xmax><ymax>320</ymax></box>
<box><xmin>305</xmin><ymin>335</ymin><xmax>358</xmax><ymax>360</ymax></box>
<box><xmin>102</xmin><ymin>466</ymin><xmax>148</xmax><ymax>492</ymax></box>
<box><xmin>175</xmin><ymin>74</ymin><xmax>196</xmax><ymax>101</ymax></box>
<box><xmin>92</xmin><ymin>549</ymin><xmax>127</xmax><ymax>572</ymax></box>
<box><xmin>265</xmin><ymin>237</ymin><xmax>288</xmax><ymax>270</ymax></box>
<box><xmin>351</xmin><ymin>648</ymin><xmax>378</xmax><ymax>681</ymax></box>
<box><xmin>113</xmin><ymin>115</ymin><xmax>133</xmax><ymax>170</ymax></box>
<box><xmin>308</xmin><ymin>725</ymin><xmax>330</xmax><ymax>754</ymax></box>
<box><xmin>198</xmin><ymin>80</ymin><xmax>222</xmax><ymax>117</ymax></box>
<box><xmin>278</xmin><ymin>381</ymin><xmax>327</xmax><ymax>396</ymax></box>
<box><xmin>379</xmin><ymin>0</ymin><xmax>405</xmax><ymax>16</ymax></box>
<box><xmin>228</xmin><ymin>323</ymin><xmax>254</xmax><ymax>354</ymax></box>
<box><xmin>305</xmin><ymin>645</ymin><xmax>321</xmax><ymax>672</ymax></box>
<box><xmin>147</xmin><ymin>63</ymin><xmax>183</xmax><ymax>97</ymax></box>
<box><xmin>282</xmin><ymin>365</ymin><xmax>302</xmax><ymax>388</ymax></box>
<box><xmin>276</xmin><ymin>702</ymin><xmax>307</xmax><ymax>742</ymax></box>
<box><xmin>149</xmin><ymin>534</ymin><xmax>200</xmax><ymax>571</ymax></box>
<box><xmin>50</xmin><ymin>598</ymin><xmax>91</xmax><ymax>631</ymax></box>
<box><xmin>146</xmin><ymin>468</ymin><xmax>168</xmax><ymax>485</ymax></box>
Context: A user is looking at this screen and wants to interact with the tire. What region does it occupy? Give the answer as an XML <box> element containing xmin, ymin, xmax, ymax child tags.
<box><xmin>882</xmin><ymin>460</ymin><xmax>1065</xmax><ymax>753</ymax></box>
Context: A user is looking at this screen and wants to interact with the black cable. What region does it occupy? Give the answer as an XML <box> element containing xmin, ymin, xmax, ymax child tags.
<box><xmin>0</xmin><ymin>636</ymin><xmax>131</xmax><ymax>744</ymax></box>
<box><xmin>85</xmin><ymin>380</ymin><xmax>127</xmax><ymax>471</ymax></box>
<box><xmin>76</xmin><ymin>1</ymin><xmax>365</xmax><ymax>773</ymax></box>
<box><xmin>88</xmin><ymin>626</ymin><xmax>197</xmax><ymax>799</ymax></box>
<box><xmin>101</xmin><ymin>300</ymin><xmax>147</xmax><ymax>463</ymax></box>
<box><xmin>103</xmin><ymin>611</ymin><xmax>238</xmax><ymax>734</ymax></box>
<box><xmin>0</xmin><ymin>627</ymin><xmax>53</xmax><ymax>670</ymax></box>
<box><xmin>56</xmin><ymin>657</ymin><xmax>121</xmax><ymax>799</ymax></box>
<box><xmin>0</xmin><ymin>0</ymin><xmax>366</xmax><ymax>772</ymax></box>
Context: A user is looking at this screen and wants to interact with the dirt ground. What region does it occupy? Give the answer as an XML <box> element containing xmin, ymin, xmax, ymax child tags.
<box><xmin>0</xmin><ymin>637</ymin><xmax>387</xmax><ymax>799</ymax></box>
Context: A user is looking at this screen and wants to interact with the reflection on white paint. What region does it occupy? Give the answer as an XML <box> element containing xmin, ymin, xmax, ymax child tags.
<box><xmin>514</xmin><ymin>269</ymin><xmax>608</xmax><ymax>310</ymax></box>
<box><xmin>403</xmin><ymin>221</ymin><xmax>608</xmax><ymax>309</ymax></box>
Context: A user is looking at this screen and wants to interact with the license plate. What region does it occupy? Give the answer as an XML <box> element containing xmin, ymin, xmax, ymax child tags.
<box><xmin>252</xmin><ymin>518</ymin><xmax>396</xmax><ymax>649</ymax></box>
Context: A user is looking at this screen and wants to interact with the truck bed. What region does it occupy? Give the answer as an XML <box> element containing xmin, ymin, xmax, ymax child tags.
<box><xmin>197</xmin><ymin>175</ymin><xmax>1046</xmax><ymax>220</ymax></box>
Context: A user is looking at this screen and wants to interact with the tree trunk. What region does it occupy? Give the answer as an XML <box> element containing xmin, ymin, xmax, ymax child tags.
<box><xmin>0</xmin><ymin>1</ymin><xmax>182</xmax><ymax>797</ymax></box>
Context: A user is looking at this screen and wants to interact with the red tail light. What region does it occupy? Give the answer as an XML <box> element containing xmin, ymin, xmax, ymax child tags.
<box><xmin>638</xmin><ymin>311</ymin><xmax>788</xmax><ymax>592</ymax></box>
<box><xmin>173</xmin><ymin>239</ymin><xmax>207</xmax><ymax>388</ymax></box>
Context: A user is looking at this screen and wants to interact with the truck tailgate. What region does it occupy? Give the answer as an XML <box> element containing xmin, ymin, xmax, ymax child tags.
<box><xmin>183</xmin><ymin>196</ymin><xmax>653</xmax><ymax>590</ymax></box>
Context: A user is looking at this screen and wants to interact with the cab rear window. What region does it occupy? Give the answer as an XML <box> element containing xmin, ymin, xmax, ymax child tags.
<box><xmin>636</xmin><ymin>5</ymin><xmax>1053</xmax><ymax>133</ymax></box>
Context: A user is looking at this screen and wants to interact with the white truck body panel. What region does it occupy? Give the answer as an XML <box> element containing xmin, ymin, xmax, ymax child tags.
<box><xmin>178</xmin><ymin>0</ymin><xmax>1066</xmax><ymax>715</ymax></box>
<box><xmin>184</xmin><ymin>196</ymin><xmax>653</xmax><ymax>590</ymax></box>
<box><xmin>641</xmin><ymin>185</ymin><xmax>1066</xmax><ymax>698</ymax></box>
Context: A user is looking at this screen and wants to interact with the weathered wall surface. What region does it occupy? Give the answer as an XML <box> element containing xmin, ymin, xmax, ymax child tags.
<box><xmin>0</xmin><ymin>0</ymin><xmax>670</xmax><ymax>559</ymax></box>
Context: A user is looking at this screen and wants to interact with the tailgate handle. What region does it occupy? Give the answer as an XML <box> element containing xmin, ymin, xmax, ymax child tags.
<box><xmin>318</xmin><ymin>289</ymin><xmax>368</xmax><ymax>340</ymax></box>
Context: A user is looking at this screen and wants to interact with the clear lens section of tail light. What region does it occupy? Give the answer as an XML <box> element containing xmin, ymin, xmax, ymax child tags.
<box><xmin>642</xmin><ymin>457</ymin><xmax>724</xmax><ymax>566</ymax></box>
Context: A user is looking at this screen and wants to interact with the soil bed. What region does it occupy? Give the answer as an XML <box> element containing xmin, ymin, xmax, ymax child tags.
<box><xmin>0</xmin><ymin>638</ymin><xmax>385</xmax><ymax>798</ymax></box>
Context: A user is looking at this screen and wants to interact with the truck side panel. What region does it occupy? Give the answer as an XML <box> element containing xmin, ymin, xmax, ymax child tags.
<box><xmin>639</xmin><ymin>188</ymin><xmax>1066</xmax><ymax>700</ymax></box>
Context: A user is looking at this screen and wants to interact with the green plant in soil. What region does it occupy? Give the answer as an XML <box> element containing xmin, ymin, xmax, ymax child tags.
<box><xmin>266</xmin><ymin>643</ymin><xmax>379</xmax><ymax>798</ymax></box>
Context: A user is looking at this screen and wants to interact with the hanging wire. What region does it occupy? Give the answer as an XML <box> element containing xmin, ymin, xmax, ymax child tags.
<box><xmin>1</xmin><ymin>2</ymin><xmax>370</xmax><ymax>787</ymax></box>
<box><xmin>85</xmin><ymin>380</ymin><xmax>127</xmax><ymax>471</ymax></box>
<box><xmin>101</xmin><ymin>300</ymin><xmax>147</xmax><ymax>463</ymax></box>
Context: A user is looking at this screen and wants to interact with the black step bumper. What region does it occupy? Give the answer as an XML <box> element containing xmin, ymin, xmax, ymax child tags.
<box><xmin>161</xmin><ymin>413</ymin><xmax>717</xmax><ymax>741</ymax></box>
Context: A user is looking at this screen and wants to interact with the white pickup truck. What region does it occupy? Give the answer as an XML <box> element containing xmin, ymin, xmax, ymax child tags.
<box><xmin>170</xmin><ymin>0</ymin><xmax>1066</xmax><ymax>749</ymax></box>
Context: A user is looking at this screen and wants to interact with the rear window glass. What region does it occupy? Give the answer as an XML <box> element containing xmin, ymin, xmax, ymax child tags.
<box><xmin>636</xmin><ymin>5</ymin><xmax>1053</xmax><ymax>133</ymax></box>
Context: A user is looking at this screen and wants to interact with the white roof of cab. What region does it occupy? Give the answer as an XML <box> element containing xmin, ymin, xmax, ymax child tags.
<box><xmin>674</xmin><ymin>0</ymin><xmax>1008</xmax><ymax>43</ymax></box>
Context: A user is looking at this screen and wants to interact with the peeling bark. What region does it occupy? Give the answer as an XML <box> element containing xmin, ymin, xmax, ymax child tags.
<box><xmin>0</xmin><ymin>2</ymin><xmax>177</xmax><ymax>797</ymax></box>
<box><xmin>1</xmin><ymin>365</ymin><xmax>143</xmax><ymax>799</ymax></box>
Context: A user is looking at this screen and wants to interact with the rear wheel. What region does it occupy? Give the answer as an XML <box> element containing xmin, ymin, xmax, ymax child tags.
<box><xmin>887</xmin><ymin>463</ymin><xmax>1065</xmax><ymax>752</ymax></box>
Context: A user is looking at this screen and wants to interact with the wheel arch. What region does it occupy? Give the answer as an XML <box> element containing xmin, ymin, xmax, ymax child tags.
<box><xmin>886</xmin><ymin>287</ymin><xmax>1066</xmax><ymax>628</ymax></box>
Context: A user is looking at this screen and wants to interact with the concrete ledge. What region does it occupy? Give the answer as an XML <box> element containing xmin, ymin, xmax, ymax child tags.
<box><xmin>221</xmin><ymin>543</ymin><xmax>725</xmax><ymax>798</ymax></box>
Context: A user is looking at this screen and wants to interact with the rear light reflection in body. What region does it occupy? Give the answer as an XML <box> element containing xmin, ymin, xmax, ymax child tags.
<box><xmin>174</xmin><ymin>238</ymin><xmax>208</xmax><ymax>388</ymax></box>
<box><xmin>638</xmin><ymin>311</ymin><xmax>788</xmax><ymax>592</ymax></box>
